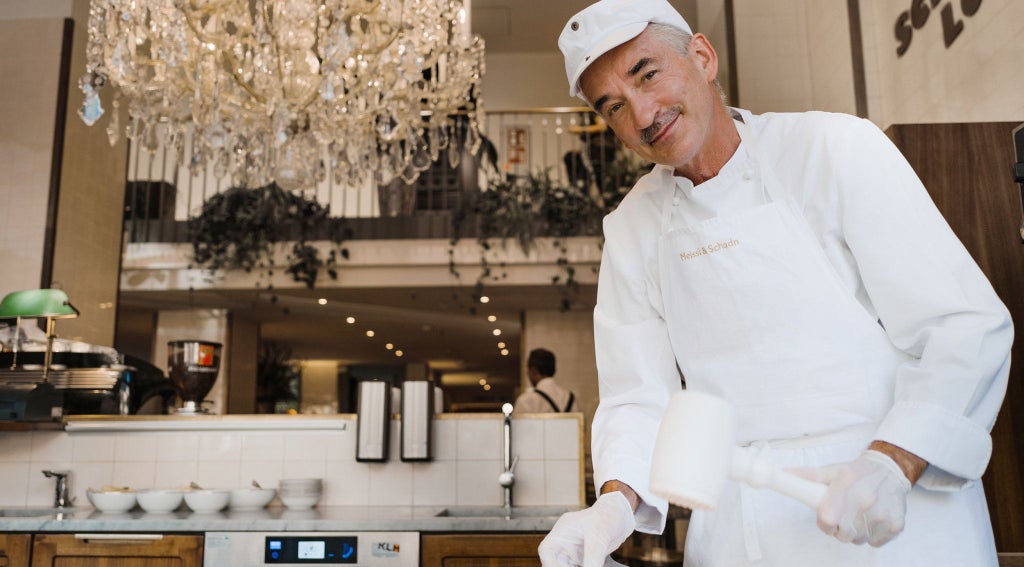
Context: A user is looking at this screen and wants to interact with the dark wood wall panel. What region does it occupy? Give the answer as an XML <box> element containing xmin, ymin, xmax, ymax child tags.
<box><xmin>887</xmin><ymin>122</ymin><xmax>1024</xmax><ymax>552</ymax></box>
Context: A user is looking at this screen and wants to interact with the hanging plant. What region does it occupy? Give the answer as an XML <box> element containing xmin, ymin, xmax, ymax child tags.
<box><xmin>188</xmin><ymin>184</ymin><xmax>349</xmax><ymax>290</ymax></box>
<box><xmin>451</xmin><ymin>167</ymin><xmax>624</xmax><ymax>312</ymax></box>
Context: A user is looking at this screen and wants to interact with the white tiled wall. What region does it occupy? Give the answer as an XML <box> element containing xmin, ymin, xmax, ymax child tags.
<box><xmin>732</xmin><ymin>0</ymin><xmax>857</xmax><ymax>116</ymax></box>
<box><xmin>0</xmin><ymin>415</ymin><xmax>582</xmax><ymax>509</ymax></box>
<box><xmin>733</xmin><ymin>0</ymin><xmax>813</xmax><ymax>113</ymax></box>
<box><xmin>0</xmin><ymin>18</ymin><xmax>64</xmax><ymax>295</ymax></box>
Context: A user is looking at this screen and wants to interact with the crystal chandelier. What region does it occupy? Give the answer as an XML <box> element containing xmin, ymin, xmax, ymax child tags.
<box><xmin>79</xmin><ymin>0</ymin><xmax>486</xmax><ymax>192</ymax></box>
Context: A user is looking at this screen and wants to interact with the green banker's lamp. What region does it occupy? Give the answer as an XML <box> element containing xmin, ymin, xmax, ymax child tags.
<box><xmin>0</xmin><ymin>289</ymin><xmax>79</xmax><ymax>380</ymax></box>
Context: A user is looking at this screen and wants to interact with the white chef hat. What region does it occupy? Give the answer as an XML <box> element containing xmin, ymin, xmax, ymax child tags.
<box><xmin>558</xmin><ymin>0</ymin><xmax>693</xmax><ymax>100</ymax></box>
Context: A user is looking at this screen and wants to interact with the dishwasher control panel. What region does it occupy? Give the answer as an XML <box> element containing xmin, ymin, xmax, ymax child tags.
<box><xmin>266</xmin><ymin>535</ymin><xmax>358</xmax><ymax>563</ymax></box>
<box><xmin>205</xmin><ymin>532</ymin><xmax>419</xmax><ymax>567</ymax></box>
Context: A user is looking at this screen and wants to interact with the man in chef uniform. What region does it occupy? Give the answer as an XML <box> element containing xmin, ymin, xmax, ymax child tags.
<box><xmin>539</xmin><ymin>0</ymin><xmax>1013</xmax><ymax>566</ymax></box>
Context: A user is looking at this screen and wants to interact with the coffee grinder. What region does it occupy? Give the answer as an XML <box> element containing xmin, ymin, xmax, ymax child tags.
<box><xmin>167</xmin><ymin>340</ymin><xmax>222</xmax><ymax>414</ymax></box>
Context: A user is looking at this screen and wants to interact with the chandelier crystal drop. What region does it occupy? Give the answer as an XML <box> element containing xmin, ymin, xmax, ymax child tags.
<box><xmin>80</xmin><ymin>0</ymin><xmax>486</xmax><ymax>191</ymax></box>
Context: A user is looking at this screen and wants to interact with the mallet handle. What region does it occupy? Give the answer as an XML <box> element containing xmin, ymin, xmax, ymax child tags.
<box><xmin>731</xmin><ymin>447</ymin><xmax>827</xmax><ymax>509</ymax></box>
<box><xmin>767</xmin><ymin>469</ymin><xmax>827</xmax><ymax>509</ymax></box>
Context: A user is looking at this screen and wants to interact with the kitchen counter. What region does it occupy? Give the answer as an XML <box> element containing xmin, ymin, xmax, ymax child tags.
<box><xmin>0</xmin><ymin>505</ymin><xmax>574</xmax><ymax>533</ymax></box>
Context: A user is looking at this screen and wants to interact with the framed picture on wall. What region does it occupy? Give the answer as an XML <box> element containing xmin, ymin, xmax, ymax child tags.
<box><xmin>505</xmin><ymin>126</ymin><xmax>529</xmax><ymax>167</ymax></box>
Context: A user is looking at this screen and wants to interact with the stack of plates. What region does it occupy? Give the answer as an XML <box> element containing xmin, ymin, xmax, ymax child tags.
<box><xmin>279</xmin><ymin>478</ymin><xmax>323</xmax><ymax>510</ymax></box>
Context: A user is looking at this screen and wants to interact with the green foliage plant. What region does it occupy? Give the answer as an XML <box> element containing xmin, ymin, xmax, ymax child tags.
<box><xmin>188</xmin><ymin>184</ymin><xmax>349</xmax><ymax>290</ymax></box>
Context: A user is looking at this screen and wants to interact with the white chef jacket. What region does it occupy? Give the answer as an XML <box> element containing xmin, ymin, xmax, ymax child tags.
<box><xmin>591</xmin><ymin>108</ymin><xmax>1013</xmax><ymax>534</ymax></box>
<box><xmin>515</xmin><ymin>377</ymin><xmax>580</xmax><ymax>413</ymax></box>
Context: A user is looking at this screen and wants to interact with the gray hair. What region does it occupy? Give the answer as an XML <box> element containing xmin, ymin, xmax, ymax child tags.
<box><xmin>645</xmin><ymin>23</ymin><xmax>728</xmax><ymax>105</ymax></box>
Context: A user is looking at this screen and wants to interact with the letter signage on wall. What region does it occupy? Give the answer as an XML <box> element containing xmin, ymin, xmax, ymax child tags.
<box><xmin>894</xmin><ymin>0</ymin><xmax>983</xmax><ymax>57</ymax></box>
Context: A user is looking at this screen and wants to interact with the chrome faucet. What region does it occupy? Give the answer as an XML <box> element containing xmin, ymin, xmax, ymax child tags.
<box><xmin>42</xmin><ymin>470</ymin><xmax>70</xmax><ymax>508</ymax></box>
<box><xmin>499</xmin><ymin>403</ymin><xmax>519</xmax><ymax>516</ymax></box>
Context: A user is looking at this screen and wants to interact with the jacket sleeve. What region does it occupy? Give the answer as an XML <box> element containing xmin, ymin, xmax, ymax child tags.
<box><xmin>591</xmin><ymin>207</ymin><xmax>683</xmax><ymax>533</ymax></box>
<box><xmin>832</xmin><ymin>118</ymin><xmax>1013</xmax><ymax>489</ymax></box>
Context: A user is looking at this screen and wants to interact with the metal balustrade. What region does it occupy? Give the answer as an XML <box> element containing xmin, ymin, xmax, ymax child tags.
<box><xmin>122</xmin><ymin>108</ymin><xmax>642</xmax><ymax>244</ymax></box>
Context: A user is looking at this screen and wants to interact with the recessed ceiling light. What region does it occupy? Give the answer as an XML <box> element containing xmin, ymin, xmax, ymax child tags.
<box><xmin>483</xmin><ymin>384</ymin><xmax>491</xmax><ymax>391</ymax></box>
<box><xmin>497</xmin><ymin>342</ymin><xmax>506</xmax><ymax>348</ymax></box>
<box><xmin>480</xmin><ymin>296</ymin><xmax>490</xmax><ymax>303</ymax></box>
<box><xmin>385</xmin><ymin>343</ymin><xmax>394</xmax><ymax>350</ymax></box>
<box><xmin>501</xmin><ymin>349</ymin><xmax>509</xmax><ymax>356</ymax></box>
<box><xmin>395</xmin><ymin>350</ymin><xmax>404</xmax><ymax>357</ymax></box>
<box><xmin>487</xmin><ymin>315</ymin><xmax>497</xmax><ymax>322</ymax></box>
<box><xmin>317</xmin><ymin>298</ymin><xmax>327</xmax><ymax>305</ymax></box>
<box><xmin>346</xmin><ymin>317</ymin><xmax>355</xmax><ymax>324</ymax></box>
<box><xmin>478</xmin><ymin>378</ymin><xmax>487</xmax><ymax>386</ymax></box>
<box><xmin>492</xmin><ymin>329</ymin><xmax>501</xmax><ymax>336</ymax></box>
<box><xmin>366</xmin><ymin>330</ymin><xmax>375</xmax><ymax>337</ymax></box>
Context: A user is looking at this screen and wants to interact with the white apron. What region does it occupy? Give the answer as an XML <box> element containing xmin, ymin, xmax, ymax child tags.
<box><xmin>656</xmin><ymin>121</ymin><xmax>997</xmax><ymax>567</ymax></box>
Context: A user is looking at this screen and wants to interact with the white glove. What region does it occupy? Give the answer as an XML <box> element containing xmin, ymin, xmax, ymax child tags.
<box><xmin>794</xmin><ymin>450</ymin><xmax>912</xmax><ymax>547</ymax></box>
<box><xmin>538</xmin><ymin>491</ymin><xmax>635</xmax><ymax>567</ymax></box>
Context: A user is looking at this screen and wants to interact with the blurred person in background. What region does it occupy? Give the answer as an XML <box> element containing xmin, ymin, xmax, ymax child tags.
<box><xmin>515</xmin><ymin>348</ymin><xmax>580</xmax><ymax>413</ymax></box>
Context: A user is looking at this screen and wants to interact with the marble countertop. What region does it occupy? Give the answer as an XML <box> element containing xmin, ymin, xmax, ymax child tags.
<box><xmin>0</xmin><ymin>505</ymin><xmax>574</xmax><ymax>533</ymax></box>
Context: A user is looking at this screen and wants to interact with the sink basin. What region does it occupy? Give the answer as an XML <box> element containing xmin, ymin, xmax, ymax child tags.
<box><xmin>435</xmin><ymin>506</ymin><xmax>573</xmax><ymax>518</ymax></box>
<box><xmin>0</xmin><ymin>507</ymin><xmax>62</xmax><ymax>517</ymax></box>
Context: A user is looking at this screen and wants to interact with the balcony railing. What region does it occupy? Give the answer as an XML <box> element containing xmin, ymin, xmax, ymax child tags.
<box><xmin>123</xmin><ymin>108</ymin><xmax>646</xmax><ymax>244</ymax></box>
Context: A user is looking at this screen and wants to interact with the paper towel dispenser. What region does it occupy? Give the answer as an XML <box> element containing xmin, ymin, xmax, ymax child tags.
<box><xmin>356</xmin><ymin>380</ymin><xmax>391</xmax><ymax>462</ymax></box>
<box><xmin>400</xmin><ymin>381</ymin><xmax>434</xmax><ymax>461</ymax></box>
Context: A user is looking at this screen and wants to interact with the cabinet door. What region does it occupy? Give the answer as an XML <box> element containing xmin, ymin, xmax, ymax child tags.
<box><xmin>421</xmin><ymin>534</ymin><xmax>544</xmax><ymax>567</ymax></box>
<box><xmin>886</xmin><ymin>122</ymin><xmax>1024</xmax><ymax>551</ymax></box>
<box><xmin>31</xmin><ymin>534</ymin><xmax>202</xmax><ymax>567</ymax></box>
<box><xmin>0</xmin><ymin>534</ymin><xmax>31</xmax><ymax>567</ymax></box>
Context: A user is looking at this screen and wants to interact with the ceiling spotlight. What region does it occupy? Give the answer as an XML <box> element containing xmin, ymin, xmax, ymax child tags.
<box><xmin>366</xmin><ymin>330</ymin><xmax>375</xmax><ymax>337</ymax></box>
<box><xmin>317</xmin><ymin>298</ymin><xmax>327</xmax><ymax>305</ymax></box>
<box><xmin>395</xmin><ymin>350</ymin><xmax>404</xmax><ymax>357</ymax></box>
<box><xmin>483</xmin><ymin>384</ymin><xmax>491</xmax><ymax>391</ymax></box>
<box><xmin>346</xmin><ymin>317</ymin><xmax>355</xmax><ymax>324</ymax></box>
<box><xmin>480</xmin><ymin>296</ymin><xmax>490</xmax><ymax>303</ymax></box>
<box><xmin>487</xmin><ymin>315</ymin><xmax>497</xmax><ymax>322</ymax></box>
<box><xmin>478</xmin><ymin>378</ymin><xmax>487</xmax><ymax>386</ymax></box>
<box><xmin>497</xmin><ymin>342</ymin><xmax>506</xmax><ymax>349</ymax></box>
<box><xmin>501</xmin><ymin>349</ymin><xmax>509</xmax><ymax>356</ymax></box>
<box><xmin>385</xmin><ymin>343</ymin><xmax>394</xmax><ymax>350</ymax></box>
<box><xmin>492</xmin><ymin>329</ymin><xmax>501</xmax><ymax>336</ymax></box>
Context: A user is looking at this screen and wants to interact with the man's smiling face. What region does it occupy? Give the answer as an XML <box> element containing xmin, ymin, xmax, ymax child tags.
<box><xmin>579</xmin><ymin>27</ymin><xmax>724</xmax><ymax>179</ymax></box>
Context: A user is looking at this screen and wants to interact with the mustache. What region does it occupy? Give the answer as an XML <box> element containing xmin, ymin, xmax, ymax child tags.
<box><xmin>640</xmin><ymin>107</ymin><xmax>681</xmax><ymax>145</ymax></box>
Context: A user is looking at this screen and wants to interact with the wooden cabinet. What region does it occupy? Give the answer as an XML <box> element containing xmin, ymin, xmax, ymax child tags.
<box><xmin>421</xmin><ymin>533</ymin><xmax>545</xmax><ymax>567</ymax></box>
<box><xmin>887</xmin><ymin>122</ymin><xmax>1024</xmax><ymax>552</ymax></box>
<box><xmin>0</xmin><ymin>534</ymin><xmax>31</xmax><ymax>567</ymax></box>
<box><xmin>31</xmin><ymin>534</ymin><xmax>202</xmax><ymax>567</ymax></box>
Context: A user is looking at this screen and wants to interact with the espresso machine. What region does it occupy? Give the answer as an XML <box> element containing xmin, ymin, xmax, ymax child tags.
<box><xmin>0</xmin><ymin>289</ymin><xmax>177</xmax><ymax>420</ymax></box>
<box><xmin>0</xmin><ymin>289</ymin><xmax>77</xmax><ymax>421</ymax></box>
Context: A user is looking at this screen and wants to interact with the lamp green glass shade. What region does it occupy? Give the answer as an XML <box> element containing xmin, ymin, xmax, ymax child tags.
<box><xmin>0</xmin><ymin>289</ymin><xmax>79</xmax><ymax>319</ymax></box>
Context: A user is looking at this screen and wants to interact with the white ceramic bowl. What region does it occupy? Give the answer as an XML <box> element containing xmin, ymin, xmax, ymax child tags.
<box><xmin>183</xmin><ymin>489</ymin><xmax>229</xmax><ymax>514</ymax></box>
<box><xmin>136</xmin><ymin>489</ymin><xmax>183</xmax><ymax>514</ymax></box>
<box><xmin>229</xmin><ymin>488</ymin><xmax>276</xmax><ymax>510</ymax></box>
<box><xmin>279</xmin><ymin>493</ymin><xmax>321</xmax><ymax>510</ymax></box>
<box><xmin>87</xmin><ymin>489</ymin><xmax>137</xmax><ymax>514</ymax></box>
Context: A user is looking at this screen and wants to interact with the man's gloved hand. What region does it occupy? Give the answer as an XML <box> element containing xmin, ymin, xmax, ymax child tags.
<box><xmin>538</xmin><ymin>490</ymin><xmax>635</xmax><ymax>567</ymax></box>
<box><xmin>793</xmin><ymin>449</ymin><xmax>912</xmax><ymax>547</ymax></box>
